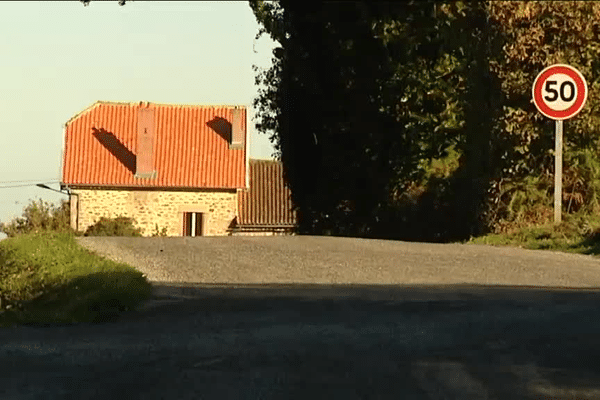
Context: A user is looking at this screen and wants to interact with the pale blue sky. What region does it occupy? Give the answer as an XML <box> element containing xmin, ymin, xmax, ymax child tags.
<box><xmin>0</xmin><ymin>1</ymin><xmax>277</xmax><ymax>231</ymax></box>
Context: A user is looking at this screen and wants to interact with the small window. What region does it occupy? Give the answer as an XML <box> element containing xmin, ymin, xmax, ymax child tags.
<box><xmin>183</xmin><ymin>212</ymin><xmax>203</xmax><ymax>237</ymax></box>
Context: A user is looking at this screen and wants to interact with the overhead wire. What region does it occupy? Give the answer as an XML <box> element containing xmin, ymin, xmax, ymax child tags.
<box><xmin>0</xmin><ymin>181</ymin><xmax>62</xmax><ymax>189</ymax></box>
<box><xmin>0</xmin><ymin>179</ymin><xmax>60</xmax><ymax>184</ymax></box>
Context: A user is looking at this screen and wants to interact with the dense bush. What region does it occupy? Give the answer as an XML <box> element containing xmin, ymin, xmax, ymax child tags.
<box><xmin>0</xmin><ymin>199</ymin><xmax>72</xmax><ymax>238</ymax></box>
<box><xmin>84</xmin><ymin>216</ymin><xmax>143</xmax><ymax>237</ymax></box>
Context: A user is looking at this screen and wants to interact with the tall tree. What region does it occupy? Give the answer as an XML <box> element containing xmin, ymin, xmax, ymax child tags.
<box><xmin>250</xmin><ymin>1</ymin><xmax>493</xmax><ymax>239</ymax></box>
<box><xmin>251</xmin><ymin>1</ymin><xmax>402</xmax><ymax>235</ymax></box>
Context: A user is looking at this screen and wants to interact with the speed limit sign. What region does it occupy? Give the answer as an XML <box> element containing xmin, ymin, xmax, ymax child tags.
<box><xmin>532</xmin><ymin>64</ymin><xmax>587</xmax><ymax>120</ymax></box>
<box><xmin>532</xmin><ymin>64</ymin><xmax>588</xmax><ymax>224</ymax></box>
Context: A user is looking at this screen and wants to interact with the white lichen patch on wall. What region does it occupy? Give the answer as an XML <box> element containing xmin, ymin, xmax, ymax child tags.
<box><xmin>71</xmin><ymin>188</ymin><xmax>237</xmax><ymax>236</ymax></box>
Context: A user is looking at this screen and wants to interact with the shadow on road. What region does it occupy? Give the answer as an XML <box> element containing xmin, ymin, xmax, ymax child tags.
<box><xmin>3</xmin><ymin>282</ymin><xmax>600</xmax><ymax>399</ymax></box>
<box><xmin>117</xmin><ymin>282</ymin><xmax>600</xmax><ymax>399</ymax></box>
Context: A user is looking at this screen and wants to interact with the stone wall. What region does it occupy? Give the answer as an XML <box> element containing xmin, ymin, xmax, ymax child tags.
<box><xmin>70</xmin><ymin>188</ymin><xmax>237</xmax><ymax>237</ymax></box>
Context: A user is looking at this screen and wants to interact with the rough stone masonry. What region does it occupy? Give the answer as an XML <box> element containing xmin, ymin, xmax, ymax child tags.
<box><xmin>71</xmin><ymin>188</ymin><xmax>237</xmax><ymax>236</ymax></box>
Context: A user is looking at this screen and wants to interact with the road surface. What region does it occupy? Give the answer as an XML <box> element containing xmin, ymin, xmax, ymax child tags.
<box><xmin>2</xmin><ymin>236</ymin><xmax>600</xmax><ymax>399</ymax></box>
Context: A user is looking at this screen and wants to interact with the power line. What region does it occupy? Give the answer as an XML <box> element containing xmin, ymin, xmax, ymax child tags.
<box><xmin>0</xmin><ymin>179</ymin><xmax>60</xmax><ymax>185</ymax></box>
<box><xmin>0</xmin><ymin>181</ymin><xmax>62</xmax><ymax>189</ymax></box>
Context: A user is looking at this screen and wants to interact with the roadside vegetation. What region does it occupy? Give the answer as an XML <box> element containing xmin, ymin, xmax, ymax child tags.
<box><xmin>468</xmin><ymin>149</ymin><xmax>600</xmax><ymax>255</ymax></box>
<box><xmin>0</xmin><ymin>199</ymin><xmax>152</xmax><ymax>327</ymax></box>
<box><xmin>469</xmin><ymin>212</ymin><xmax>600</xmax><ymax>256</ymax></box>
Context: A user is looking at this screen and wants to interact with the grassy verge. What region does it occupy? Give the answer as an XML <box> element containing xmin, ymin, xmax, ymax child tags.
<box><xmin>469</xmin><ymin>214</ymin><xmax>600</xmax><ymax>256</ymax></box>
<box><xmin>0</xmin><ymin>232</ymin><xmax>152</xmax><ymax>327</ymax></box>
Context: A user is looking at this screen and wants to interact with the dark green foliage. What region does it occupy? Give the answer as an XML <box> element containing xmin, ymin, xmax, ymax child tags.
<box><xmin>250</xmin><ymin>1</ymin><xmax>500</xmax><ymax>240</ymax></box>
<box><xmin>250</xmin><ymin>1</ymin><xmax>600</xmax><ymax>241</ymax></box>
<box><xmin>0</xmin><ymin>199</ymin><xmax>72</xmax><ymax>237</ymax></box>
<box><xmin>84</xmin><ymin>216</ymin><xmax>143</xmax><ymax>237</ymax></box>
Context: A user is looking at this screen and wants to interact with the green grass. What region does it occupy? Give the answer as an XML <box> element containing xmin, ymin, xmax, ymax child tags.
<box><xmin>469</xmin><ymin>213</ymin><xmax>600</xmax><ymax>256</ymax></box>
<box><xmin>0</xmin><ymin>232</ymin><xmax>152</xmax><ymax>327</ymax></box>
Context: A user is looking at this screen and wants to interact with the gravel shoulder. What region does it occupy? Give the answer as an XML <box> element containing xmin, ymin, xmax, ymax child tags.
<box><xmin>75</xmin><ymin>235</ymin><xmax>600</xmax><ymax>288</ymax></box>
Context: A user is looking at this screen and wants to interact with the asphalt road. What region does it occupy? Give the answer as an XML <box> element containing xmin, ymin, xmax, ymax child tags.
<box><xmin>2</xmin><ymin>236</ymin><xmax>600</xmax><ymax>399</ymax></box>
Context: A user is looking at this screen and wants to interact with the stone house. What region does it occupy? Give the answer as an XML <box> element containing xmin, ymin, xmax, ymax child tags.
<box><xmin>61</xmin><ymin>101</ymin><xmax>249</xmax><ymax>236</ymax></box>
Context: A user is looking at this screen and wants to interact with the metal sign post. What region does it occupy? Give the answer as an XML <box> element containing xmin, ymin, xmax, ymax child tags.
<box><xmin>532</xmin><ymin>64</ymin><xmax>587</xmax><ymax>225</ymax></box>
<box><xmin>554</xmin><ymin>120</ymin><xmax>563</xmax><ymax>223</ymax></box>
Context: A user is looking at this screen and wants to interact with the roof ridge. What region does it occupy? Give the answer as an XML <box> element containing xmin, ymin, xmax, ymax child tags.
<box><xmin>96</xmin><ymin>100</ymin><xmax>248</xmax><ymax>108</ymax></box>
<box><xmin>65</xmin><ymin>101</ymin><xmax>248</xmax><ymax>126</ymax></box>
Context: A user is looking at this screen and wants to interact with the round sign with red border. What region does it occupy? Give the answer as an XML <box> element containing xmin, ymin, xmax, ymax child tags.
<box><xmin>532</xmin><ymin>64</ymin><xmax>587</xmax><ymax>120</ymax></box>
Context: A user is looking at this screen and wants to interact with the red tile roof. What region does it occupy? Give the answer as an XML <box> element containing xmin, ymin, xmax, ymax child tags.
<box><xmin>61</xmin><ymin>101</ymin><xmax>247</xmax><ymax>189</ymax></box>
<box><xmin>237</xmin><ymin>159</ymin><xmax>297</xmax><ymax>227</ymax></box>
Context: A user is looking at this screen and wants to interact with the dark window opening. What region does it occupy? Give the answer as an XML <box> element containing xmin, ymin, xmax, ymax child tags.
<box><xmin>183</xmin><ymin>212</ymin><xmax>203</xmax><ymax>237</ymax></box>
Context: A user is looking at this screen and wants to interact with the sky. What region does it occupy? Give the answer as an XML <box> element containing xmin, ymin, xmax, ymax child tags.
<box><xmin>0</xmin><ymin>1</ymin><xmax>277</xmax><ymax>235</ymax></box>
